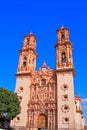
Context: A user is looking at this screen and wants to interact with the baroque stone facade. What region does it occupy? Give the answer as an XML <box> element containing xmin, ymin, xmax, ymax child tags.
<box><xmin>11</xmin><ymin>26</ymin><xmax>85</xmax><ymax>130</ymax></box>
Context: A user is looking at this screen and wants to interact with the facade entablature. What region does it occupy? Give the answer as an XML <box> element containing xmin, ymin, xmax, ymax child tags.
<box><xmin>28</xmin><ymin>100</ymin><xmax>57</xmax><ymax>111</ymax></box>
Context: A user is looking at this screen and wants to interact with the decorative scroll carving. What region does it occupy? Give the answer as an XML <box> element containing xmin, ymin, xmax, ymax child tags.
<box><xmin>38</xmin><ymin>87</ymin><xmax>48</xmax><ymax>101</ymax></box>
<box><xmin>27</xmin><ymin>64</ymin><xmax>56</xmax><ymax>129</ymax></box>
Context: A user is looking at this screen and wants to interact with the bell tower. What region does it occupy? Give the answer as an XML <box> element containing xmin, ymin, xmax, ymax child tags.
<box><xmin>55</xmin><ymin>26</ymin><xmax>75</xmax><ymax>129</ymax></box>
<box><xmin>11</xmin><ymin>32</ymin><xmax>38</xmax><ymax>128</ymax></box>
<box><xmin>55</xmin><ymin>26</ymin><xmax>74</xmax><ymax>70</ymax></box>
<box><xmin>17</xmin><ymin>32</ymin><xmax>37</xmax><ymax>73</ymax></box>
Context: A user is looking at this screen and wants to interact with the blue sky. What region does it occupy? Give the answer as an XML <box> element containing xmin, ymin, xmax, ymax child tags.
<box><xmin>0</xmin><ymin>0</ymin><xmax>87</xmax><ymax>124</ymax></box>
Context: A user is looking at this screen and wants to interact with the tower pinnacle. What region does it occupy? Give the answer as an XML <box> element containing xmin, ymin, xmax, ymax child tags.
<box><xmin>17</xmin><ymin>32</ymin><xmax>37</xmax><ymax>73</ymax></box>
<box><xmin>55</xmin><ymin>26</ymin><xmax>74</xmax><ymax>73</ymax></box>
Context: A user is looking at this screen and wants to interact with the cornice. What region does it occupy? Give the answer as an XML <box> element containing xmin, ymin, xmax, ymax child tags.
<box><xmin>24</xmin><ymin>32</ymin><xmax>37</xmax><ymax>41</ymax></box>
<box><xmin>54</xmin><ymin>41</ymin><xmax>71</xmax><ymax>48</ymax></box>
<box><xmin>20</xmin><ymin>48</ymin><xmax>37</xmax><ymax>56</ymax></box>
<box><xmin>16</xmin><ymin>72</ymin><xmax>32</xmax><ymax>77</ymax></box>
<box><xmin>55</xmin><ymin>68</ymin><xmax>75</xmax><ymax>76</ymax></box>
<box><xmin>56</xmin><ymin>26</ymin><xmax>69</xmax><ymax>32</ymax></box>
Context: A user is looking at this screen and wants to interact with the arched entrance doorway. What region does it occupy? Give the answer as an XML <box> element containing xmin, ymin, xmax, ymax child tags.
<box><xmin>37</xmin><ymin>114</ymin><xmax>47</xmax><ymax>130</ymax></box>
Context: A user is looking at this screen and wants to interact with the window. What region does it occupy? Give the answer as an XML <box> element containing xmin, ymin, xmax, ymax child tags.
<box><xmin>19</xmin><ymin>96</ymin><xmax>22</xmax><ymax>101</ymax></box>
<box><xmin>64</xmin><ymin>85</ymin><xmax>67</xmax><ymax>89</ymax></box>
<box><xmin>23</xmin><ymin>57</ymin><xmax>27</xmax><ymax>67</ymax></box>
<box><xmin>41</xmin><ymin>79</ymin><xmax>46</xmax><ymax>86</ymax></box>
<box><xmin>64</xmin><ymin>105</ymin><xmax>69</xmax><ymax>110</ymax></box>
<box><xmin>64</xmin><ymin>94</ymin><xmax>68</xmax><ymax>100</ymax></box>
<box><xmin>65</xmin><ymin>117</ymin><xmax>69</xmax><ymax>122</ymax></box>
<box><xmin>18</xmin><ymin>86</ymin><xmax>23</xmax><ymax>93</ymax></box>
<box><xmin>61</xmin><ymin>33</ymin><xmax>65</xmax><ymax>39</ymax></box>
<box><xmin>17</xmin><ymin>116</ymin><xmax>20</xmax><ymax>120</ymax></box>
<box><xmin>63</xmin><ymin>85</ymin><xmax>68</xmax><ymax>91</ymax></box>
<box><xmin>62</xmin><ymin>117</ymin><xmax>69</xmax><ymax>124</ymax></box>
<box><xmin>62</xmin><ymin>52</ymin><xmax>66</xmax><ymax>63</ymax></box>
<box><xmin>61</xmin><ymin>105</ymin><xmax>69</xmax><ymax>113</ymax></box>
<box><xmin>62</xmin><ymin>94</ymin><xmax>68</xmax><ymax>101</ymax></box>
<box><xmin>27</xmin><ymin>39</ymin><xmax>29</xmax><ymax>45</ymax></box>
<box><xmin>61</xmin><ymin>84</ymin><xmax>68</xmax><ymax>91</ymax></box>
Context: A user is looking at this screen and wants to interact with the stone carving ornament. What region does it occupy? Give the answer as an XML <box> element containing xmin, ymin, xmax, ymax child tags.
<box><xmin>38</xmin><ymin>87</ymin><xmax>48</xmax><ymax>100</ymax></box>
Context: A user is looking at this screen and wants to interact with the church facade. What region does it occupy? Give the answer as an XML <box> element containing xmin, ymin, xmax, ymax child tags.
<box><xmin>11</xmin><ymin>26</ymin><xmax>85</xmax><ymax>130</ymax></box>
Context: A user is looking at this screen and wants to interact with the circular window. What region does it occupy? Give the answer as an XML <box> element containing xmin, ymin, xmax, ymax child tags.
<box><xmin>64</xmin><ymin>85</ymin><xmax>67</xmax><ymax>89</ymax></box>
<box><xmin>61</xmin><ymin>105</ymin><xmax>69</xmax><ymax>113</ymax></box>
<box><xmin>62</xmin><ymin>84</ymin><xmax>68</xmax><ymax>91</ymax></box>
<box><xmin>19</xmin><ymin>96</ymin><xmax>22</xmax><ymax>100</ymax></box>
<box><xmin>17</xmin><ymin>116</ymin><xmax>20</xmax><ymax>120</ymax></box>
<box><xmin>64</xmin><ymin>95</ymin><xmax>68</xmax><ymax>99</ymax></box>
<box><xmin>61</xmin><ymin>84</ymin><xmax>68</xmax><ymax>91</ymax></box>
<box><xmin>64</xmin><ymin>105</ymin><xmax>69</xmax><ymax>110</ymax></box>
<box><xmin>18</xmin><ymin>87</ymin><xmax>24</xmax><ymax>92</ymax></box>
<box><xmin>62</xmin><ymin>94</ymin><xmax>68</xmax><ymax>101</ymax></box>
<box><xmin>20</xmin><ymin>87</ymin><xmax>23</xmax><ymax>91</ymax></box>
<box><xmin>65</xmin><ymin>117</ymin><xmax>69</xmax><ymax>122</ymax></box>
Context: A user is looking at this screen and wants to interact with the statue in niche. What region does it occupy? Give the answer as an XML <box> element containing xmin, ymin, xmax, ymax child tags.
<box><xmin>31</xmin><ymin>86</ymin><xmax>36</xmax><ymax>99</ymax></box>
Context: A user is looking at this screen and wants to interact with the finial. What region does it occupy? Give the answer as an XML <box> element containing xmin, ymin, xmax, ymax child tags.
<box><xmin>61</xmin><ymin>25</ymin><xmax>64</xmax><ymax>29</ymax></box>
<box><xmin>41</xmin><ymin>61</ymin><xmax>48</xmax><ymax>69</ymax></box>
<box><xmin>42</xmin><ymin>61</ymin><xmax>47</xmax><ymax>67</ymax></box>
<box><xmin>28</xmin><ymin>32</ymin><xmax>37</xmax><ymax>41</ymax></box>
<box><xmin>29</xmin><ymin>32</ymin><xmax>33</xmax><ymax>35</ymax></box>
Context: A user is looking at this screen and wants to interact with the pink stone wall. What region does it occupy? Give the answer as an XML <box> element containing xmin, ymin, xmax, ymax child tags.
<box><xmin>56</xmin><ymin>72</ymin><xmax>75</xmax><ymax>129</ymax></box>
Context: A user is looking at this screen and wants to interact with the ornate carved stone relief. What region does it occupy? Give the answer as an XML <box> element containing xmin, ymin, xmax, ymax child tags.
<box><xmin>27</xmin><ymin>65</ymin><xmax>57</xmax><ymax>128</ymax></box>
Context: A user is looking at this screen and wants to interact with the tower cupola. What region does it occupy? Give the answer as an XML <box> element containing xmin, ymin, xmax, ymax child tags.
<box><xmin>56</xmin><ymin>26</ymin><xmax>70</xmax><ymax>44</ymax></box>
<box><xmin>55</xmin><ymin>26</ymin><xmax>74</xmax><ymax>73</ymax></box>
<box><xmin>17</xmin><ymin>32</ymin><xmax>37</xmax><ymax>73</ymax></box>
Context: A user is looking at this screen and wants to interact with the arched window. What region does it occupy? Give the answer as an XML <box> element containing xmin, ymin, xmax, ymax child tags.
<box><xmin>23</xmin><ymin>57</ymin><xmax>27</xmax><ymax>67</ymax></box>
<box><xmin>41</xmin><ymin>79</ymin><xmax>46</xmax><ymax>86</ymax></box>
<box><xmin>62</xmin><ymin>52</ymin><xmax>66</xmax><ymax>63</ymax></box>
<box><xmin>27</xmin><ymin>39</ymin><xmax>29</xmax><ymax>45</ymax></box>
<box><xmin>61</xmin><ymin>33</ymin><xmax>65</xmax><ymax>39</ymax></box>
